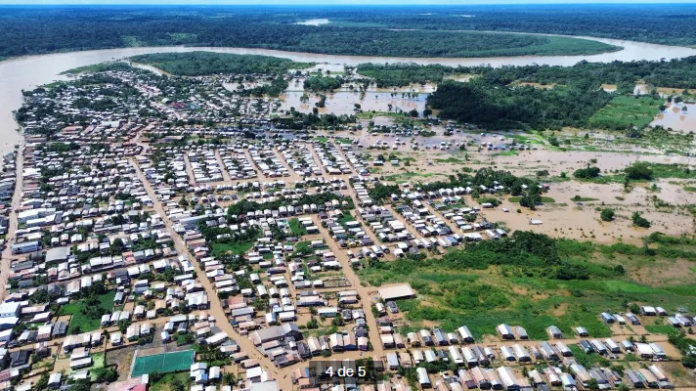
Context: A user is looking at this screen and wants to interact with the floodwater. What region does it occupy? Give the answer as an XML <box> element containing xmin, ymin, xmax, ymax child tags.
<box><xmin>651</xmin><ymin>102</ymin><xmax>696</xmax><ymax>133</ymax></box>
<box><xmin>1</xmin><ymin>35</ymin><xmax>696</xmax><ymax>157</ymax></box>
<box><xmin>296</xmin><ymin>18</ymin><xmax>330</xmax><ymax>26</ymax></box>
<box><xmin>279</xmin><ymin>91</ymin><xmax>428</xmax><ymax>115</ymax></box>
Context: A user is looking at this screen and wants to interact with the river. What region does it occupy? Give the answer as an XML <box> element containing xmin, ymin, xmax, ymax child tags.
<box><xmin>1</xmin><ymin>36</ymin><xmax>696</xmax><ymax>158</ymax></box>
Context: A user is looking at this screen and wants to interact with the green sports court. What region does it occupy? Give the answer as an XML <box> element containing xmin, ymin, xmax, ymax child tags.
<box><xmin>130</xmin><ymin>350</ymin><xmax>194</xmax><ymax>377</ymax></box>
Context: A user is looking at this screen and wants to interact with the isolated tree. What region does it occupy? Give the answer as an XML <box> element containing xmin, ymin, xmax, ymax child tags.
<box><xmin>600</xmin><ymin>208</ymin><xmax>615</xmax><ymax>222</ymax></box>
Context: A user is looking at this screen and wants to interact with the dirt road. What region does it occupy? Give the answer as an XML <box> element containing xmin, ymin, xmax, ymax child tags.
<box><xmin>130</xmin><ymin>157</ymin><xmax>285</xmax><ymax>383</ymax></box>
<box><xmin>0</xmin><ymin>137</ymin><xmax>24</xmax><ymax>300</ymax></box>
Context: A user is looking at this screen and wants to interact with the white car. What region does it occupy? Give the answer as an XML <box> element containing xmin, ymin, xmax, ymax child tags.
<box><xmin>502</xmin><ymin>208</ymin><xmax>510</xmax><ymax>212</ymax></box>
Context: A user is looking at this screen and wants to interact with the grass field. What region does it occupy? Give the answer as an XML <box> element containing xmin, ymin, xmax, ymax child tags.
<box><xmin>131</xmin><ymin>350</ymin><xmax>194</xmax><ymax>377</ymax></box>
<box><xmin>211</xmin><ymin>240</ymin><xmax>257</xmax><ymax>256</ymax></box>
<box><xmin>357</xmin><ymin>235</ymin><xmax>696</xmax><ymax>341</ymax></box>
<box><xmin>588</xmin><ymin>95</ymin><xmax>663</xmax><ymax>129</ymax></box>
<box><xmin>288</xmin><ymin>218</ymin><xmax>307</xmax><ymax>237</ymax></box>
<box><xmin>151</xmin><ymin>372</ymin><xmax>192</xmax><ymax>391</ymax></box>
<box><xmin>59</xmin><ymin>291</ymin><xmax>115</xmax><ymax>333</ymax></box>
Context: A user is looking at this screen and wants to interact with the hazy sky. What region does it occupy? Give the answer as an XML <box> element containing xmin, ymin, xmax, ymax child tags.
<box><xmin>2</xmin><ymin>0</ymin><xmax>696</xmax><ymax>4</ymax></box>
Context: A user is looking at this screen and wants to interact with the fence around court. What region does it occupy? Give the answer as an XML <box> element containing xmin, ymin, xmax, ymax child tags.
<box><xmin>130</xmin><ymin>349</ymin><xmax>195</xmax><ymax>377</ymax></box>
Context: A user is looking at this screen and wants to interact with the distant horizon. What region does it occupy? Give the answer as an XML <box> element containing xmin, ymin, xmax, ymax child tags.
<box><xmin>2</xmin><ymin>0</ymin><xmax>696</xmax><ymax>5</ymax></box>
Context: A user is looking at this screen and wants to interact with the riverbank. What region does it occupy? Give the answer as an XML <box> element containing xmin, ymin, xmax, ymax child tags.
<box><xmin>0</xmin><ymin>36</ymin><xmax>695</xmax><ymax>161</ymax></box>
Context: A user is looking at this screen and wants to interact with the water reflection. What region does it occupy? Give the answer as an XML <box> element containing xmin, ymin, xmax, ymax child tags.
<box><xmin>651</xmin><ymin>102</ymin><xmax>696</xmax><ymax>133</ymax></box>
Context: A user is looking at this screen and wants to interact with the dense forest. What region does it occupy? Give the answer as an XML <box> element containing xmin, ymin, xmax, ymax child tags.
<box><xmin>0</xmin><ymin>5</ymin><xmax>648</xmax><ymax>60</ymax></box>
<box><xmin>427</xmin><ymin>79</ymin><xmax>614</xmax><ymax>130</ymax></box>
<box><xmin>358</xmin><ymin>57</ymin><xmax>696</xmax><ymax>90</ymax></box>
<box><xmin>129</xmin><ymin>52</ymin><xmax>313</xmax><ymax>76</ymax></box>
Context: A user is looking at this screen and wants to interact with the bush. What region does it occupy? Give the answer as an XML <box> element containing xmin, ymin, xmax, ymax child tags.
<box><xmin>683</xmin><ymin>355</ymin><xmax>696</xmax><ymax>369</ymax></box>
<box><xmin>625</xmin><ymin>162</ymin><xmax>654</xmax><ymax>180</ymax></box>
<box><xmin>600</xmin><ymin>208</ymin><xmax>615</xmax><ymax>221</ymax></box>
<box><xmin>574</xmin><ymin>166</ymin><xmax>601</xmax><ymax>179</ymax></box>
<box><xmin>632</xmin><ymin>212</ymin><xmax>651</xmax><ymax>228</ymax></box>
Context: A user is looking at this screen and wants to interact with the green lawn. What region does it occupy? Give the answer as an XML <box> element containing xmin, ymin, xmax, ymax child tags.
<box><xmin>645</xmin><ymin>324</ymin><xmax>677</xmax><ymax>335</ymax></box>
<box><xmin>60</xmin><ymin>291</ymin><xmax>116</xmax><ymax>334</ymax></box>
<box><xmin>150</xmin><ymin>372</ymin><xmax>192</xmax><ymax>391</ymax></box>
<box><xmin>289</xmin><ymin>218</ymin><xmax>307</xmax><ymax>237</ymax></box>
<box><xmin>314</xmin><ymin>136</ymin><xmax>328</xmax><ymax>143</ymax></box>
<box><xmin>588</xmin><ymin>95</ymin><xmax>663</xmax><ymax>129</ymax></box>
<box><xmin>339</xmin><ymin>214</ymin><xmax>357</xmax><ymax>225</ymax></box>
<box><xmin>212</xmin><ymin>241</ymin><xmax>256</xmax><ymax>256</ymax></box>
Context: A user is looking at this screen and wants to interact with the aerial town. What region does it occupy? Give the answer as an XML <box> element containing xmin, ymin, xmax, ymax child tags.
<box><xmin>0</xmin><ymin>39</ymin><xmax>696</xmax><ymax>391</ymax></box>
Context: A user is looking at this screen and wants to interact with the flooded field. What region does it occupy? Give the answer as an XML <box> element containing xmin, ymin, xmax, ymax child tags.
<box><xmin>279</xmin><ymin>91</ymin><xmax>428</xmax><ymax>115</ymax></box>
<box><xmin>651</xmin><ymin>102</ymin><xmax>696</xmax><ymax>133</ymax></box>
<box><xmin>356</xmin><ymin>143</ymin><xmax>696</xmax><ymax>245</ymax></box>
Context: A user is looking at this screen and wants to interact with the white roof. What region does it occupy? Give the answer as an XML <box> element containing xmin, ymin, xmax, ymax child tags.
<box><xmin>378</xmin><ymin>284</ymin><xmax>416</xmax><ymax>301</ymax></box>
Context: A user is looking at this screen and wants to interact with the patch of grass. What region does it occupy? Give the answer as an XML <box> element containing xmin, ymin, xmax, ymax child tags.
<box><xmin>572</xmin><ymin>196</ymin><xmax>599</xmax><ymax>202</ymax></box>
<box><xmin>314</xmin><ymin>136</ymin><xmax>328</xmax><ymax>143</ymax></box>
<box><xmin>60</xmin><ymin>291</ymin><xmax>116</xmax><ymax>333</ymax></box>
<box><xmin>645</xmin><ymin>325</ymin><xmax>677</xmax><ymax>335</ymax></box>
<box><xmin>86</xmin><ymin>352</ymin><xmax>106</xmax><ymax>380</ymax></box>
<box><xmin>588</xmin><ymin>95</ymin><xmax>663</xmax><ymax>129</ymax></box>
<box><xmin>289</xmin><ymin>218</ymin><xmax>307</xmax><ymax>237</ymax></box>
<box><xmin>150</xmin><ymin>372</ymin><xmax>192</xmax><ymax>391</ymax></box>
<box><xmin>212</xmin><ymin>240</ymin><xmax>256</xmax><ymax>256</ymax></box>
<box><xmin>336</xmin><ymin>137</ymin><xmax>352</xmax><ymax>144</ymax></box>
<box><xmin>357</xmin><ymin>233</ymin><xmax>696</xmax><ymax>341</ymax></box>
<box><xmin>339</xmin><ymin>214</ymin><xmax>357</xmax><ymax>225</ymax></box>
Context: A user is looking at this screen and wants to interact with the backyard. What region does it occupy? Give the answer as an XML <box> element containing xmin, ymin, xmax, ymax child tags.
<box><xmin>59</xmin><ymin>290</ymin><xmax>116</xmax><ymax>334</ymax></box>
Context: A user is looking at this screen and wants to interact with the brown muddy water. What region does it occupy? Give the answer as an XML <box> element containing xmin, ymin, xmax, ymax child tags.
<box><xmin>279</xmin><ymin>91</ymin><xmax>428</xmax><ymax>116</ymax></box>
<box><xmin>651</xmin><ymin>102</ymin><xmax>696</xmax><ymax>133</ymax></box>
